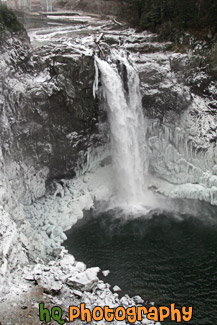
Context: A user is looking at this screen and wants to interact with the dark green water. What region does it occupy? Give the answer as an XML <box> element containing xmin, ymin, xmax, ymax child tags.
<box><xmin>65</xmin><ymin>206</ymin><xmax>217</xmax><ymax>325</ymax></box>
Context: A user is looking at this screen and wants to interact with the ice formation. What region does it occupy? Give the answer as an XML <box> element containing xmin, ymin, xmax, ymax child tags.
<box><xmin>0</xmin><ymin>11</ymin><xmax>216</xmax><ymax>323</ymax></box>
<box><xmin>147</xmin><ymin>94</ymin><xmax>217</xmax><ymax>205</ymax></box>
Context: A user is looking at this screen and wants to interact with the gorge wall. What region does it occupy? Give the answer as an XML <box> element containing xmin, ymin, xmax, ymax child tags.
<box><xmin>0</xmin><ymin>28</ymin><xmax>102</xmax><ymax>273</ymax></box>
<box><xmin>133</xmin><ymin>38</ymin><xmax>217</xmax><ymax>204</ymax></box>
<box><xmin>0</xmin><ymin>14</ymin><xmax>216</xmax><ymax>276</ymax></box>
<box><xmin>0</xmin><ymin>32</ymin><xmax>100</xmax><ymax>212</ymax></box>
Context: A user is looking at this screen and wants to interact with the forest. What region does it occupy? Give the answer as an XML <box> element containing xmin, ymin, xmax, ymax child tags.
<box><xmin>0</xmin><ymin>4</ymin><xmax>23</xmax><ymax>34</ymax></box>
<box><xmin>117</xmin><ymin>0</ymin><xmax>217</xmax><ymax>38</ymax></box>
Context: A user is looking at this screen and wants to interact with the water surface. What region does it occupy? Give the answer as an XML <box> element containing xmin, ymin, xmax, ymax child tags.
<box><xmin>65</xmin><ymin>206</ymin><xmax>217</xmax><ymax>324</ymax></box>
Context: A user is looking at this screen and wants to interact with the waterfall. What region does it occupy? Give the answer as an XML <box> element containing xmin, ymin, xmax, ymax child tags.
<box><xmin>95</xmin><ymin>52</ymin><xmax>148</xmax><ymax>207</ymax></box>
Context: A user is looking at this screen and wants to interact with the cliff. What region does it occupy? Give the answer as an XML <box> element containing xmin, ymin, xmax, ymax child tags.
<box><xmin>0</xmin><ymin>12</ymin><xmax>216</xmax><ymax>323</ymax></box>
<box><xmin>0</xmin><ymin>23</ymin><xmax>104</xmax><ymax>280</ymax></box>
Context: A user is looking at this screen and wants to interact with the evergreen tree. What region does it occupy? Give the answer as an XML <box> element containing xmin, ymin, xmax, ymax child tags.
<box><xmin>117</xmin><ymin>0</ymin><xmax>217</xmax><ymax>36</ymax></box>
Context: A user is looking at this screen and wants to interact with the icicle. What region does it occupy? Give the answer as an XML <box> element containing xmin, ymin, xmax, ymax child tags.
<box><xmin>93</xmin><ymin>57</ymin><xmax>99</xmax><ymax>99</ymax></box>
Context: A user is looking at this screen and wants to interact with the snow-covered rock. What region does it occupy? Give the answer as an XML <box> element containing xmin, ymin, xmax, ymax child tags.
<box><xmin>67</xmin><ymin>267</ymin><xmax>100</xmax><ymax>292</ymax></box>
<box><xmin>102</xmin><ymin>270</ymin><xmax>110</xmax><ymax>277</ymax></box>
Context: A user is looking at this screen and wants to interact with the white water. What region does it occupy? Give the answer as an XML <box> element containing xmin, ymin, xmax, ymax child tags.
<box><xmin>95</xmin><ymin>53</ymin><xmax>148</xmax><ymax>207</ymax></box>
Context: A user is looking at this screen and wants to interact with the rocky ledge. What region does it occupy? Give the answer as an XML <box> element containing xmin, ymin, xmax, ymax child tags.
<box><xmin>1</xmin><ymin>251</ymin><xmax>158</xmax><ymax>325</ymax></box>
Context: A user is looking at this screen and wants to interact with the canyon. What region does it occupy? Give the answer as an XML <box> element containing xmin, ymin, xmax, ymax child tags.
<box><xmin>0</xmin><ymin>10</ymin><xmax>216</xmax><ymax>324</ymax></box>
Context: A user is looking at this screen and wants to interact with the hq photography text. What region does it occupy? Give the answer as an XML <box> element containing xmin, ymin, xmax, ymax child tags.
<box><xmin>39</xmin><ymin>302</ymin><xmax>193</xmax><ymax>323</ymax></box>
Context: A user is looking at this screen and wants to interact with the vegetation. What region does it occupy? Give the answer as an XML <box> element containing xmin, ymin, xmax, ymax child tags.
<box><xmin>118</xmin><ymin>0</ymin><xmax>217</xmax><ymax>39</ymax></box>
<box><xmin>0</xmin><ymin>4</ymin><xmax>23</xmax><ymax>34</ymax></box>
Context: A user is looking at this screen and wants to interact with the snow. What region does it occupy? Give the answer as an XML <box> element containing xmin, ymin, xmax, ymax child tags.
<box><xmin>0</xmin><ymin>13</ymin><xmax>216</xmax><ymax>324</ymax></box>
<box><xmin>113</xmin><ymin>285</ymin><xmax>121</xmax><ymax>292</ymax></box>
<box><xmin>47</xmin><ymin>15</ymin><xmax>97</xmax><ymax>21</ymax></box>
<box><xmin>0</xmin><ymin>206</ymin><xmax>29</xmax><ymax>294</ymax></box>
<box><xmin>19</xmin><ymin>152</ymin><xmax>114</xmax><ymax>258</ymax></box>
<box><xmin>1</xmin><ymin>250</ymin><xmax>157</xmax><ymax>324</ymax></box>
<box><xmin>102</xmin><ymin>270</ymin><xmax>110</xmax><ymax>277</ymax></box>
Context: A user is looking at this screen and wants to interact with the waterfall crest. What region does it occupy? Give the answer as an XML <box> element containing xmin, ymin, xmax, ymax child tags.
<box><xmin>95</xmin><ymin>52</ymin><xmax>148</xmax><ymax>208</ymax></box>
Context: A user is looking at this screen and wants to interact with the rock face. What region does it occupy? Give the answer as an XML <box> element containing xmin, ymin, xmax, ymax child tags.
<box><xmin>134</xmin><ymin>38</ymin><xmax>217</xmax><ymax>204</ymax></box>
<box><xmin>0</xmin><ymin>31</ymin><xmax>99</xmax><ymax>213</ymax></box>
<box><xmin>0</xmin><ymin>206</ymin><xmax>28</xmax><ymax>294</ymax></box>
<box><xmin>28</xmin><ymin>46</ymin><xmax>99</xmax><ymax>180</ymax></box>
<box><xmin>0</xmin><ymin>27</ymin><xmax>101</xmax><ymax>278</ymax></box>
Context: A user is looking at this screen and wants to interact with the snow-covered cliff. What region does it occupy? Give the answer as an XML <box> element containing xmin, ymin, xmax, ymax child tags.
<box><xmin>0</xmin><ymin>13</ymin><xmax>216</xmax><ymax>323</ymax></box>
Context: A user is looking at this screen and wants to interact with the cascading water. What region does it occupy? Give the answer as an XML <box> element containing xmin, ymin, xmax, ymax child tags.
<box><xmin>95</xmin><ymin>52</ymin><xmax>148</xmax><ymax>208</ymax></box>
